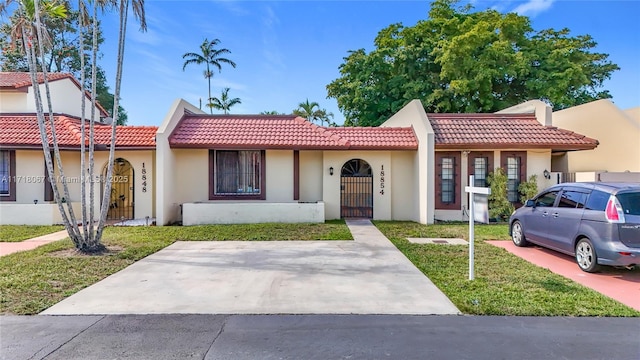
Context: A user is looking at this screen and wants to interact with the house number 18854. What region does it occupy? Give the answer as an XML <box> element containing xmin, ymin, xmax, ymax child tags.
<box><xmin>380</xmin><ymin>165</ymin><xmax>385</xmax><ymax>195</ymax></box>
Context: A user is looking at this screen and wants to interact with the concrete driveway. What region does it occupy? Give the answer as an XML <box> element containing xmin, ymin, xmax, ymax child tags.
<box><xmin>42</xmin><ymin>220</ymin><xmax>459</xmax><ymax>315</ymax></box>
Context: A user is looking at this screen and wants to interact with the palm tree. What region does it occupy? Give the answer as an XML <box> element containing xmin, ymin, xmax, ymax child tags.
<box><xmin>95</xmin><ymin>0</ymin><xmax>146</xmax><ymax>247</ymax></box>
<box><xmin>4</xmin><ymin>0</ymin><xmax>85</xmax><ymax>244</ymax></box>
<box><xmin>260</xmin><ymin>110</ymin><xmax>284</xmax><ymax>115</ymax></box>
<box><xmin>209</xmin><ymin>87</ymin><xmax>241</xmax><ymax>114</ymax></box>
<box><xmin>293</xmin><ymin>99</ymin><xmax>319</xmax><ymax>121</ymax></box>
<box><xmin>182</xmin><ymin>38</ymin><xmax>236</xmax><ymax>114</ymax></box>
<box><xmin>316</xmin><ymin>108</ymin><xmax>335</xmax><ymax>127</ymax></box>
<box><xmin>293</xmin><ymin>99</ymin><xmax>334</xmax><ymax>126</ymax></box>
<box><xmin>5</xmin><ymin>0</ymin><xmax>145</xmax><ymax>252</ymax></box>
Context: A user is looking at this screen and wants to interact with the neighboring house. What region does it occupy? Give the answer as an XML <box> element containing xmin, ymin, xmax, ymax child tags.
<box><xmin>382</xmin><ymin>100</ymin><xmax>598</xmax><ymax>222</ymax></box>
<box><xmin>550</xmin><ymin>99</ymin><xmax>640</xmax><ymax>174</ymax></box>
<box><xmin>0</xmin><ymin>72</ymin><xmax>108</xmax><ymax>121</ymax></box>
<box><xmin>0</xmin><ymin>72</ymin><xmax>156</xmax><ymax>225</ymax></box>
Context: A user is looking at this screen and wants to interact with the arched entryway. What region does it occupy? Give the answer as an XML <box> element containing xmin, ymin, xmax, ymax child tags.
<box><xmin>103</xmin><ymin>158</ymin><xmax>134</xmax><ymax>220</ymax></box>
<box><xmin>340</xmin><ymin>159</ymin><xmax>373</xmax><ymax>218</ymax></box>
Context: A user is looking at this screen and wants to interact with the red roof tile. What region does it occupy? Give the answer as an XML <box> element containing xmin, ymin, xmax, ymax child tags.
<box><xmin>427</xmin><ymin>113</ymin><xmax>598</xmax><ymax>150</ymax></box>
<box><xmin>329</xmin><ymin>127</ymin><xmax>417</xmax><ymax>150</ymax></box>
<box><xmin>0</xmin><ymin>72</ymin><xmax>73</xmax><ymax>88</ymax></box>
<box><xmin>168</xmin><ymin>115</ymin><xmax>418</xmax><ymax>150</ymax></box>
<box><xmin>0</xmin><ymin>114</ymin><xmax>157</xmax><ymax>149</ymax></box>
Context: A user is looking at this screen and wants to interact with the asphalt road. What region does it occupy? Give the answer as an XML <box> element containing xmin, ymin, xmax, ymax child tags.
<box><xmin>2</xmin><ymin>314</ymin><xmax>639</xmax><ymax>360</ymax></box>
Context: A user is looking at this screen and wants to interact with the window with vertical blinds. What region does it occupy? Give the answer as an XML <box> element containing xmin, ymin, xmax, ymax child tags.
<box><xmin>209</xmin><ymin>150</ymin><xmax>266</xmax><ymax>200</ymax></box>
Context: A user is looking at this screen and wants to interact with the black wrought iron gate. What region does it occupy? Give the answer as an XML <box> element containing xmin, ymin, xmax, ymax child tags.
<box><xmin>340</xmin><ymin>159</ymin><xmax>373</xmax><ymax>218</ymax></box>
<box><xmin>105</xmin><ymin>158</ymin><xmax>134</xmax><ymax>220</ymax></box>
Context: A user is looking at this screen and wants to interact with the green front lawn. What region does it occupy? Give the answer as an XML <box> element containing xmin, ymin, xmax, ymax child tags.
<box><xmin>0</xmin><ymin>221</ymin><xmax>352</xmax><ymax>315</ymax></box>
<box><xmin>375</xmin><ymin>221</ymin><xmax>639</xmax><ymax>316</ymax></box>
<box><xmin>0</xmin><ymin>225</ymin><xmax>65</xmax><ymax>242</ymax></box>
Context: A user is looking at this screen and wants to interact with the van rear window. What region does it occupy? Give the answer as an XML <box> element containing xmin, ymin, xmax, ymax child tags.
<box><xmin>585</xmin><ymin>190</ymin><xmax>609</xmax><ymax>211</ymax></box>
<box><xmin>617</xmin><ymin>192</ymin><xmax>640</xmax><ymax>215</ymax></box>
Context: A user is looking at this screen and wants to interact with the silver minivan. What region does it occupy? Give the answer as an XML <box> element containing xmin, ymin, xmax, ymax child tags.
<box><xmin>509</xmin><ymin>182</ymin><xmax>640</xmax><ymax>272</ymax></box>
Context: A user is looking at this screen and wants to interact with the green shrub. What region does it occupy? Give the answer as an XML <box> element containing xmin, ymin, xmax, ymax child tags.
<box><xmin>519</xmin><ymin>175</ymin><xmax>539</xmax><ymax>204</ymax></box>
<box><xmin>487</xmin><ymin>168</ymin><xmax>514</xmax><ymax>221</ymax></box>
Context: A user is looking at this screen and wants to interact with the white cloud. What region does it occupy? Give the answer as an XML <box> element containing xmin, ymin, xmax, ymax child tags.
<box><xmin>261</xmin><ymin>5</ymin><xmax>285</xmax><ymax>71</ymax></box>
<box><xmin>512</xmin><ymin>0</ymin><xmax>555</xmax><ymax>17</ymax></box>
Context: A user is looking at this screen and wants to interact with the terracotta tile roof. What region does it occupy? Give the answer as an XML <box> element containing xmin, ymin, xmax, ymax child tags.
<box><xmin>427</xmin><ymin>113</ymin><xmax>599</xmax><ymax>150</ymax></box>
<box><xmin>329</xmin><ymin>127</ymin><xmax>417</xmax><ymax>150</ymax></box>
<box><xmin>0</xmin><ymin>114</ymin><xmax>157</xmax><ymax>149</ymax></box>
<box><xmin>168</xmin><ymin>115</ymin><xmax>418</xmax><ymax>150</ymax></box>
<box><xmin>0</xmin><ymin>72</ymin><xmax>74</xmax><ymax>88</ymax></box>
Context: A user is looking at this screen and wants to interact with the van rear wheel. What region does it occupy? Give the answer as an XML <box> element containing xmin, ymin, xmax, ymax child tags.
<box><xmin>576</xmin><ymin>238</ymin><xmax>600</xmax><ymax>273</ymax></box>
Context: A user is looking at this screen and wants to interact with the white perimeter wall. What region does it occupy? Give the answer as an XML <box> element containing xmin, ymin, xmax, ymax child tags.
<box><xmin>182</xmin><ymin>202</ymin><xmax>324</xmax><ymax>225</ymax></box>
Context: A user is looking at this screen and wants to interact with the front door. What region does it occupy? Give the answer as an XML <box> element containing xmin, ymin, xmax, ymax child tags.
<box><xmin>340</xmin><ymin>159</ymin><xmax>373</xmax><ymax>218</ymax></box>
<box><xmin>104</xmin><ymin>158</ymin><xmax>134</xmax><ymax>220</ymax></box>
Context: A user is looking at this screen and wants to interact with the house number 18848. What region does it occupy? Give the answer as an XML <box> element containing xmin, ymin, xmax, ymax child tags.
<box><xmin>380</xmin><ymin>165</ymin><xmax>385</xmax><ymax>195</ymax></box>
<box><xmin>141</xmin><ymin>162</ymin><xmax>147</xmax><ymax>193</ymax></box>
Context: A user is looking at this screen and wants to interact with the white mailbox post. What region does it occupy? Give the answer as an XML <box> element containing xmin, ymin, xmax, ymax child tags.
<box><xmin>465</xmin><ymin>175</ymin><xmax>491</xmax><ymax>280</ymax></box>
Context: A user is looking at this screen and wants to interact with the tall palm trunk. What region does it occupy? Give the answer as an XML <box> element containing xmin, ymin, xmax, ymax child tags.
<box><xmin>29</xmin><ymin>0</ymin><xmax>83</xmax><ymax>244</ymax></box>
<box><xmin>88</xmin><ymin>0</ymin><xmax>99</xmax><ymax>243</ymax></box>
<box><xmin>207</xmin><ymin>63</ymin><xmax>212</xmax><ymax>114</ymax></box>
<box><xmin>78</xmin><ymin>0</ymin><xmax>89</xmax><ymax>241</ymax></box>
<box><xmin>96</xmin><ymin>0</ymin><xmax>128</xmax><ymax>242</ymax></box>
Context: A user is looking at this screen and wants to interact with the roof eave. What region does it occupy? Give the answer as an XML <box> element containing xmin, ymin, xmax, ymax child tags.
<box><xmin>0</xmin><ymin>144</ymin><xmax>156</xmax><ymax>151</ymax></box>
<box><xmin>169</xmin><ymin>143</ymin><xmax>349</xmax><ymax>150</ymax></box>
<box><xmin>435</xmin><ymin>143</ymin><xmax>598</xmax><ymax>150</ymax></box>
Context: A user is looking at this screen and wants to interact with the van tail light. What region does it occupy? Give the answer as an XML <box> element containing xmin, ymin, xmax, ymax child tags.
<box><xmin>605</xmin><ymin>196</ymin><xmax>625</xmax><ymax>223</ymax></box>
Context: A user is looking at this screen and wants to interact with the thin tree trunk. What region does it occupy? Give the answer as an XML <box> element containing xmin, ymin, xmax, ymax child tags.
<box><xmin>78</xmin><ymin>0</ymin><xmax>89</xmax><ymax>242</ymax></box>
<box><xmin>88</xmin><ymin>0</ymin><xmax>99</xmax><ymax>244</ymax></box>
<box><xmin>32</xmin><ymin>0</ymin><xmax>83</xmax><ymax>246</ymax></box>
<box><xmin>207</xmin><ymin>63</ymin><xmax>212</xmax><ymax>114</ymax></box>
<box><xmin>96</xmin><ymin>0</ymin><xmax>128</xmax><ymax>242</ymax></box>
<box><xmin>26</xmin><ymin>0</ymin><xmax>83</xmax><ymax>245</ymax></box>
<box><xmin>19</xmin><ymin>16</ymin><xmax>78</xmax><ymax>243</ymax></box>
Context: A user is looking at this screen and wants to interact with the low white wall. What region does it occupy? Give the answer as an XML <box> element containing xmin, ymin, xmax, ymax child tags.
<box><xmin>182</xmin><ymin>201</ymin><xmax>325</xmax><ymax>225</ymax></box>
<box><xmin>575</xmin><ymin>172</ymin><xmax>597</xmax><ymax>182</ymax></box>
<box><xmin>434</xmin><ymin>209</ymin><xmax>465</xmax><ymax>222</ymax></box>
<box><xmin>0</xmin><ymin>203</ymin><xmax>56</xmax><ymax>225</ymax></box>
<box><xmin>0</xmin><ymin>202</ymin><xmax>94</xmax><ymax>225</ymax></box>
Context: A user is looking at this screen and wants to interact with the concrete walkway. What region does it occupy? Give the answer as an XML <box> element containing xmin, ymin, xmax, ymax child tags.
<box><xmin>42</xmin><ymin>219</ymin><xmax>460</xmax><ymax>315</ymax></box>
<box><xmin>0</xmin><ymin>230</ymin><xmax>69</xmax><ymax>257</ymax></box>
<box><xmin>488</xmin><ymin>241</ymin><xmax>640</xmax><ymax>311</ymax></box>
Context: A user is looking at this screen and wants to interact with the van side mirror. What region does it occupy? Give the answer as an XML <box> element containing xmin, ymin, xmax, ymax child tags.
<box><xmin>525</xmin><ymin>199</ymin><xmax>535</xmax><ymax>207</ymax></box>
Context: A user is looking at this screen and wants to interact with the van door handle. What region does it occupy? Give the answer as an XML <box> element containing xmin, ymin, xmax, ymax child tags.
<box><xmin>542</xmin><ymin>211</ymin><xmax>548</xmax><ymax>217</ymax></box>
<box><xmin>552</xmin><ymin>212</ymin><xmax>559</xmax><ymax>218</ymax></box>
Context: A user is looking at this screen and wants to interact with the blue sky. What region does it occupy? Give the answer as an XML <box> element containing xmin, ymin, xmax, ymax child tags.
<box><xmin>97</xmin><ymin>0</ymin><xmax>640</xmax><ymax>126</ymax></box>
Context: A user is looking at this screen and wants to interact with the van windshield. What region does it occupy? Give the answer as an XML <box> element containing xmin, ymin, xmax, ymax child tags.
<box><xmin>617</xmin><ymin>192</ymin><xmax>640</xmax><ymax>216</ymax></box>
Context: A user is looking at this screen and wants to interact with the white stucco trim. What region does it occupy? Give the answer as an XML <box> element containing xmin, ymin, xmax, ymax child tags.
<box><xmin>156</xmin><ymin>99</ymin><xmax>206</xmax><ymax>225</ymax></box>
<box><xmin>496</xmin><ymin>99</ymin><xmax>552</xmax><ymax>126</ymax></box>
<box><xmin>380</xmin><ymin>100</ymin><xmax>435</xmax><ymax>224</ymax></box>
